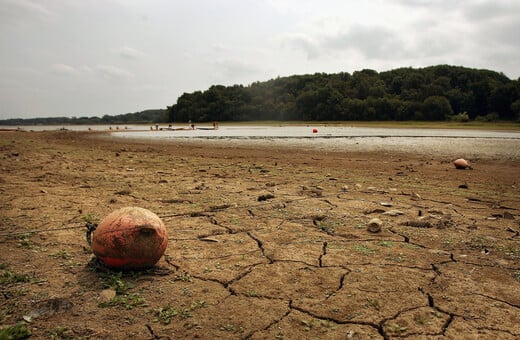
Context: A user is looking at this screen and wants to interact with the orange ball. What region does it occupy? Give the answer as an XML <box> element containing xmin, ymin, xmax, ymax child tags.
<box><xmin>92</xmin><ymin>207</ymin><xmax>168</xmax><ymax>270</ymax></box>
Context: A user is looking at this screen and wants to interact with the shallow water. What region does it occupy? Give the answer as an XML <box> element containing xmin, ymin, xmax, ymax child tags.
<box><xmin>4</xmin><ymin>124</ymin><xmax>519</xmax><ymax>159</ymax></box>
<box><xmin>113</xmin><ymin>124</ymin><xmax>520</xmax><ymax>139</ymax></box>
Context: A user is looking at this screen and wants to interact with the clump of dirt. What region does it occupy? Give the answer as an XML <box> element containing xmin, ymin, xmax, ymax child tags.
<box><xmin>0</xmin><ymin>130</ymin><xmax>519</xmax><ymax>339</ymax></box>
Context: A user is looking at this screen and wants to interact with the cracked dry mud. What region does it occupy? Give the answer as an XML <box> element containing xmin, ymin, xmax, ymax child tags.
<box><xmin>0</xmin><ymin>130</ymin><xmax>519</xmax><ymax>339</ymax></box>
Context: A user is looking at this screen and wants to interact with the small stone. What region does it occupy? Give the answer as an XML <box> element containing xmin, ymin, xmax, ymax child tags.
<box><xmin>367</xmin><ymin>218</ymin><xmax>382</xmax><ymax>233</ymax></box>
<box><xmin>383</xmin><ymin>209</ymin><xmax>405</xmax><ymax>216</ymax></box>
<box><xmin>341</xmin><ymin>185</ymin><xmax>349</xmax><ymax>192</ymax></box>
<box><xmin>100</xmin><ymin>289</ymin><xmax>116</xmax><ymax>302</ymax></box>
<box><xmin>199</xmin><ymin>237</ymin><xmax>219</xmax><ymax>242</ymax></box>
<box><xmin>380</xmin><ymin>202</ymin><xmax>392</xmax><ymax>207</ymax></box>
<box><xmin>258</xmin><ymin>193</ymin><xmax>275</xmax><ymax>201</ymax></box>
<box><xmin>503</xmin><ymin>211</ymin><xmax>515</xmax><ymax>220</ymax></box>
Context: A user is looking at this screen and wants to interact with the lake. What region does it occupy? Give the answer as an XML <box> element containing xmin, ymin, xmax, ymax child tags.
<box><xmin>3</xmin><ymin>124</ymin><xmax>519</xmax><ymax>159</ymax></box>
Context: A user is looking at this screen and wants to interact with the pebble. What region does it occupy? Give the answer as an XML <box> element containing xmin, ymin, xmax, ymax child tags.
<box><xmin>367</xmin><ymin>218</ymin><xmax>383</xmax><ymax>233</ymax></box>
<box><xmin>382</xmin><ymin>209</ymin><xmax>405</xmax><ymax>216</ymax></box>
<box><xmin>100</xmin><ymin>289</ymin><xmax>117</xmax><ymax>302</ymax></box>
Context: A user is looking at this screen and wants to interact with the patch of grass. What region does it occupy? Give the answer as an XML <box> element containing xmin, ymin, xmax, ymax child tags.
<box><xmin>0</xmin><ymin>265</ymin><xmax>32</xmax><ymax>285</ymax></box>
<box><xmin>100</xmin><ymin>272</ymin><xmax>133</xmax><ymax>295</ymax></box>
<box><xmin>153</xmin><ymin>300</ymin><xmax>206</xmax><ymax>325</ymax></box>
<box><xmin>387</xmin><ymin>253</ymin><xmax>406</xmax><ymax>263</ymax></box>
<box><xmin>50</xmin><ymin>250</ymin><xmax>72</xmax><ymax>260</ymax></box>
<box><xmin>378</xmin><ymin>241</ymin><xmax>394</xmax><ymax>247</ymax></box>
<box><xmin>154</xmin><ymin>305</ymin><xmax>182</xmax><ymax>324</ymax></box>
<box><xmin>220</xmin><ymin>323</ymin><xmax>244</xmax><ymax>333</ymax></box>
<box><xmin>403</xmin><ymin>243</ymin><xmax>421</xmax><ymax>249</ymax></box>
<box><xmin>48</xmin><ymin>326</ymin><xmax>74</xmax><ymax>340</ymax></box>
<box><xmin>366</xmin><ymin>298</ymin><xmax>381</xmax><ymax>311</ymax></box>
<box><xmin>16</xmin><ymin>234</ymin><xmax>35</xmax><ymax>249</ymax></box>
<box><xmin>327</xmin><ymin>241</ymin><xmax>345</xmax><ymax>250</ymax></box>
<box><xmin>97</xmin><ymin>271</ymin><xmax>146</xmax><ymax>310</ymax></box>
<box><xmin>352</xmin><ymin>244</ymin><xmax>375</xmax><ymax>255</ymax></box>
<box><xmin>99</xmin><ymin>293</ymin><xmax>146</xmax><ymax>310</ymax></box>
<box><xmin>300</xmin><ymin>319</ymin><xmax>314</xmax><ymax>331</ymax></box>
<box><xmin>82</xmin><ymin>213</ymin><xmax>98</xmax><ymax>223</ymax></box>
<box><xmin>173</xmin><ymin>272</ymin><xmax>193</xmax><ymax>282</ymax></box>
<box><xmin>0</xmin><ymin>322</ymin><xmax>31</xmax><ymax>339</ymax></box>
<box><xmin>388</xmin><ymin>323</ymin><xmax>407</xmax><ymax>335</ymax></box>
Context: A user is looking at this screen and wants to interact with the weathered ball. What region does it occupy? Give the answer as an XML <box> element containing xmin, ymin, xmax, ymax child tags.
<box><xmin>454</xmin><ymin>158</ymin><xmax>470</xmax><ymax>169</ymax></box>
<box><xmin>92</xmin><ymin>207</ymin><xmax>168</xmax><ymax>270</ymax></box>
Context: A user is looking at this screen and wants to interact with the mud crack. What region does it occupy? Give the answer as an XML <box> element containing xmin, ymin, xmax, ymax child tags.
<box><xmin>247</xmin><ymin>231</ymin><xmax>273</xmax><ymax>263</ymax></box>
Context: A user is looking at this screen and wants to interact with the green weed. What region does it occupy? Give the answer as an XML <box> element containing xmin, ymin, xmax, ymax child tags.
<box><xmin>0</xmin><ymin>322</ymin><xmax>31</xmax><ymax>339</ymax></box>
<box><xmin>82</xmin><ymin>213</ymin><xmax>98</xmax><ymax>224</ymax></box>
<box><xmin>154</xmin><ymin>300</ymin><xmax>206</xmax><ymax>325</ymax></box>
<box><xmin>352</xmin><ymin>244</ymin><xmax>375</xmax><ymax>255</ymax></box>
<box><xmin>366</xmin><ymin>298</ymin><xmax>381</xmax><ymax>311</ymax></box>
<box><xmin>100</xmin><ymin>272</ymin><xmax>132</xmax><ymax>295</ymax></box>
<box><xmin>389</xmin><ymin>323</ymin><xmax>407</xmax><ymax>335</ymax></box>
<box><xmin>50</xmin><ymin>250</ymin><xmax>72</xmax><ymax>260</ymax></box>
<box><xmin>99</xmin><ymin>293</ymin><xmax>146</xmax><ymax>310</ymax></box>
<box><xmin>0</xmin><ymin>265</ymin><xmax>32</xmax><ymax>285</ymax></box>
<box><xmin>17</xmin><ymin>234</ymin><xmax>35</xmax><ymax>249</ymax></box>
<box><xmin>48</xmin><ymin>326</ymin><xmax>74</xmax><ymax>340</ymax></box>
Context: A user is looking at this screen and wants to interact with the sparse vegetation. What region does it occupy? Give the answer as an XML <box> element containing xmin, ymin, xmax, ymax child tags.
<box><xmin>98</xmin><ymin>293</ymin><xmax>146</xmax><ymax>310</ymax></box>
<box><xmin>352</xmin><ymin>244</ymin><xmax>375</xmax><ymax>255</ymax></box>
<box><xmin>0</xmin><ymin>322</ymin><xmax>31</xmax><ymax>339</ymax></box>
<box><xmin>0</xmin><ymin>265</ymin><xmax>32</xmax><ymax>285</ymax></box>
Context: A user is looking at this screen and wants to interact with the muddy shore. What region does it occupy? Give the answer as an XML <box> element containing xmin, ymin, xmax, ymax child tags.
<box><xmin>1</xmin><ymin>130</ymin><xmax>519</xmax><ymax>339</ymax></box>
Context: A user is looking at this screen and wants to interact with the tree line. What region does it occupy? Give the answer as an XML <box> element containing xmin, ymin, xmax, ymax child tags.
<box><xmin>0</xmin><ymin>109</ymin><xmax>166</xmax><ymax>126</ymax></box>
<box><xmin>167</xmin><ymin>65</ymin><xmax>520</xmax><ymax>123</ymax></box>
<box><xmin>3</xmin><ymin>65</ymin><xmax>519</xmax><ymax>126</ymax></box>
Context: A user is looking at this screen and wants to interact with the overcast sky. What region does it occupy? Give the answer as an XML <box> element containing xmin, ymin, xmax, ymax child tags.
<box><xmin>1</xmin><ymin>0</ymin><xmax>519</xmax><ymax>119</ymax></box>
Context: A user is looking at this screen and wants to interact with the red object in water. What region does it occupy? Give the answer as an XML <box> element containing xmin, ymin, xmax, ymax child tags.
<box><xmin>312</xmin><ymin>128</ymin><xmax>318</xmax><ymax>133</ymax></box>
<box><xmin>92</xmin><ymin>207</ymin><xmax>168</xmax><ymax>270</ymax></box>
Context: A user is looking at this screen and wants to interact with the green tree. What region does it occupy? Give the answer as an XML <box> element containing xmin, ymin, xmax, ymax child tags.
<box><xmin>422</xmin><ymin>96</ymin><xmax>454</xmax><ymax>120</ymax></box>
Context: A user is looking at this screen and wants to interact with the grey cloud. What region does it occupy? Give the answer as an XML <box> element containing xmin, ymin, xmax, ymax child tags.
<box><xmin>281</xmin><ymin>25</ymin><xmax>405</xmax><ymax>60</ymax></box>
<box><xmin>464</xmin><ymin>1</ymin><xmax>520</xmax><ymax>21</ymax></box>
<box><xmin>95</xmin><ymin>65</ymin><xmax>134</xmax><ymax>80</ymax></box>
<box><xmin>0</xmin><ymin>0</ymin><xmax>54</xmax><ymax>17</ymax></box>
<box><xmin>213</xmin><ymin>59</ymin><xmax>262</xmax><ymax>80</ymax></box>
<box><xmin>0</xmin><ymin>0</ymin><xmax>53</xmax><ymax>29</ymax></box>
<box><xmin>51</xmin><ymin>63</ymin><xmax>80</xmax><ymax>76</ymax></box>
<box><xmin>324</xmin><ymin>25</ymin><xmax>405</xmax><ymax>59</ymax></box>
<box><xmin>280</xmin><ymin>33</ymin><xmax>320</xmax><ymax>59</ymax></box>
<box><xmin>113</xmin><ymin>46</ymin><xmax>146</xmax><ymax>60</ymax></box>
<box><xmin>396</xmin><ymin>0</ymin><xmax>456</xmax><ymax>8</ymax></box>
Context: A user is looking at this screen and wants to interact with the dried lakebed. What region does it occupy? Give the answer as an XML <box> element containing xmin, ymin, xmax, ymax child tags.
<box><xmin>0</xmin><ymin>130</ymin><xmax>518</xmax><ymax>339</ymax></box>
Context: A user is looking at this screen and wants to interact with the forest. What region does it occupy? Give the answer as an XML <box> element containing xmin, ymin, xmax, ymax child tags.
<box><xmin>2</xmin><ymin>65</ymin><xmax>519</xmax><ymax>126</ymax></box>
<box><xmin>167</xmin><ymin>65</ymin><xmax>520</xmax><ymax>123</ymax></box>
<box><xmin>0</xmin><ymin>109</ymin><xmax>166</xmax><ymax>126</ymax></box>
